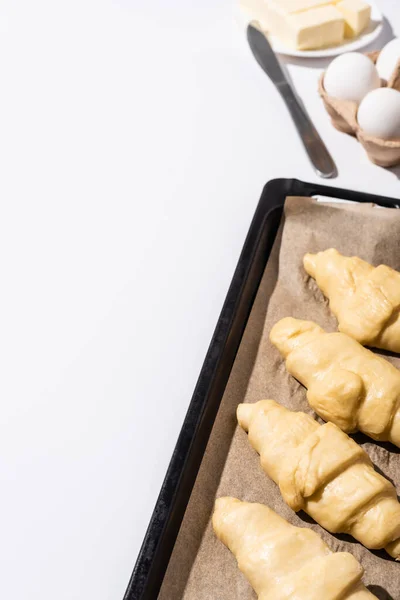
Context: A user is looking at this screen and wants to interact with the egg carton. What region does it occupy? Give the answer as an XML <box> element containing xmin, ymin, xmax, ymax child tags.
<box><xmin>319</xmin><ymin>51</ymin><xmax>400</xmax><ymax>168</ymax></box>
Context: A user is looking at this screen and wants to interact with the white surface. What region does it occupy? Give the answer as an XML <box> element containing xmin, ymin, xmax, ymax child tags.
<box><xmin>237</xmin><ymin>0</ymin><xmax>383</xmax><ymax>57</ymax></box>
<box><xmin>0</xmin><ymin>1</ymin><xmax>399</xmax><ymax>599</ymax></box>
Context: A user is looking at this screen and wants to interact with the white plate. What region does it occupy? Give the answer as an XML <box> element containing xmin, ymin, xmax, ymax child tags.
<box><xmin>236</xmin><ymin>0</ymin><xmax>384</xmax><ymax>58</ymax></box>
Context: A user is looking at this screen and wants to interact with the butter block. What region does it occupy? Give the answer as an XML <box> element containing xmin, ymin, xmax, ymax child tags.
<box><xmin>240</xmin><ymin>0</ymin><xmax>332</xmax><ymax>29</ymax></box>
<box><xmin>267</xmin><ymin>4</ymin><xmax>345</xmax><ymax>50</ymax></box>
<box><xmin>335</xmin><ymin>0</ymin><xmax>371</xmax><ymax>37</ymax></box>
<box><xmin>342</xmin><ymin>0</ymin><xmax>371</xmax><ymax>37</ymax></box>
<box><xmin>241</xmin><ymin>0</ymin><xmax>348</xmax><ymax>50</ymax></box>
<box><xmin>270</xmin><ymin>0</ymin><xmax>334</xmax><ymax>12</ymax></box>
<box><xmin>294</xmin><ymin>6</ymin><xmax>345</xmax><ymax>49</ymax></box>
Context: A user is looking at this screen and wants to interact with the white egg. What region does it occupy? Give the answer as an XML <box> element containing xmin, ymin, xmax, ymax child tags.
<box><xmin>357</xmin><ymin>88</ymin><xmax>400</xmax><ymax>140</ymax></box>
<box><xmin>324</xmin><ymin>52</ymin><xmax>380</xmax><ymax>104</ymax></box>
<box><xmin>376</xmin><ymin>38</ymin><xmax>400</xmax><ymax>82</ymax></box>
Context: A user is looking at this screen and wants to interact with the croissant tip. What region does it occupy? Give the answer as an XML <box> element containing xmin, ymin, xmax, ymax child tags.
<box><xmin>303</xmin><ymin>253</ymin><xmax>317</xmax><ymax>277</ymax></box>
<box><xmin>213</xmin><ymin>497</ymin><xmax>240</xmax><ymax>526</ymax></box>
<box><xmin>237</xmin><ymin>403</ymin><xmax>253</xmax><ymax>431</ymax></box>
<box><xmin>270</xmin><ymin>317</ymin><xmax>304</xmax><ymax>355</ymax></box>
<box><xmin>214</xmin><ymin>496</ymin><xmax>228</xmax><ymax>511</ymax></box>
<box><xmin>269</xmin><ymin>318</ymin><xmax>294</xmax><ymax>351</ymax></box>
<box><xmin>215</xmin><ymin>496</ymin><xmax>236</xmax><ymax>508</ymax></box>
<box><xmin>385</xmin><ymin>536</ymin><xmax>400</xmax><ymax>560</ymax></box>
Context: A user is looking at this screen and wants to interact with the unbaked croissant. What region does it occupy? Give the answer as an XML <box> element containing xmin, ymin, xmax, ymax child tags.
<box><xmin>303</xmin><ymin>248</ymin><xmax>400</xmax><ymax>353</ymax></box>
<box><xmin>270</xmin><ymin>317</ymin><xmax>400</xmax><ymax>447</ymax></box>
<box><xmin>237</xmin><ymin>399</ymin><xmax>400</xmax><ymax>558</ymax></box>
<box><xmin>213</xmin><ymin>497</ymin><xmax>377</xmax><ymax>599</ymax></box>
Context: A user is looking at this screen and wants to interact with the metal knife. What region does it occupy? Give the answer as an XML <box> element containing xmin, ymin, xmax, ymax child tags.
<box><xmin>247</xmin><ymin>24</ymin><xmax>336</xmax><ymax>179</ymax></box>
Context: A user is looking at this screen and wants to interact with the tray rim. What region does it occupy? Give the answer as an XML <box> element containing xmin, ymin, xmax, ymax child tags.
<box><xmin>124</xmin><ymin>178</ymin><xmax>400</xmax><ymax>600</ymax></box>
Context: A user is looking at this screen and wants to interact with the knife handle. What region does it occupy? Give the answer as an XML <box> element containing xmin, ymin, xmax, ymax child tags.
<box><xmin>278</xmin><ymin>83</ymin><xmax>336</xmax><ymax>179</ymax></box>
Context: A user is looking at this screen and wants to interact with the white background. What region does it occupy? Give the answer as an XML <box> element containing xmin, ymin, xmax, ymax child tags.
<box><xmin>0</xmin><ymin>1</ymin><xmax>399</xmax><ymax>599</ymax></box>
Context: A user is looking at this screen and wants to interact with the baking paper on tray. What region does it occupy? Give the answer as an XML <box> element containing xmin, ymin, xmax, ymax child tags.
<box><xmin>158</xmin><ymin>196</ymin><xmax>400</xmax><ymax>600</ymax></box>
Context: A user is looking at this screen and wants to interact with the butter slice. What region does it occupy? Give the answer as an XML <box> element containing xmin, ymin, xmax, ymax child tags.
<box><xmin>335</xmin><ymin>0</ymin><xmax>371</xmax><ymax>37</ymax></box>
<box><xmin>269</xmin><ymin>0</ymin><xmax>334</xmax><ymax>12</ymax></box>
<box><xmin>241</xmin><ymin>0</ymin><xmax>347</xmax><ymax>50</ymax></box>
<box><xmin>240</xmin><ymin>0</ymin><xmax>332</xmax><ymax>29</ymax></box>
<box><xmin>266</xmin><ymin>3</ymin><xmax>345</xmax><ymax>50</ymax></box>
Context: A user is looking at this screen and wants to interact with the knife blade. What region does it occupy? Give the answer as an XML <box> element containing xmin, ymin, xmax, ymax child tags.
<box><xmin>247</xmin><ymin>24</ymin><xmax>336</xmax><ymax>179</ymax></box>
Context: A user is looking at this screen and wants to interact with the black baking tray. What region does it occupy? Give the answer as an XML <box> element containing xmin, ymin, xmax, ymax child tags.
<box><xmin>124</xmin><ymin>178</ymin><xmax>400</xmax><ymax>600</ymax></box>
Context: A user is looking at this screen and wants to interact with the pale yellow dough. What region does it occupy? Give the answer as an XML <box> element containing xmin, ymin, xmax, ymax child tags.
<box><xmin>270</xmin><ymin>317</ymin><xmax>400</xmax><ymax>447</ymax></box>
<box><xmin>304</xmin><ymin>248</ymin><xmax>400</xmax><ymax>353</ymax></box>
<box><xmin>213</xmin><ymin>497</ymin><xmax>377</xmax><ymax>599</ymax></box>
<box><xmin>237</xmin><ymin>400</ymin><xmax>400</xmax><ymax>558</ymax></box>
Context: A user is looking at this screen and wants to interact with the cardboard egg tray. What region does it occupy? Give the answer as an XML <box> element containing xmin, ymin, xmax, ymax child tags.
<box><xmin>319</xmin><ymin>51</ymin><xmax>400</xmax><ymax>167</ymax></box>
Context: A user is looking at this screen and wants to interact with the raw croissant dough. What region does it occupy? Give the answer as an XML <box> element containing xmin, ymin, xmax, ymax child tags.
<box><xmin>213</xmin><ymin>497</ymin><xmax>377</xmax><ymax>600</ymax></box>
<box><xmin>237</xmin><ymin>399</ymin><xmax>400</xmax><ymax>558</ymax></box>
<box><xmin>304</xmin><ymin>248</ymin><xmax>400</xmax><ymax>353</ymax></box>
<box><xmin>270</xmin><ymin>317</ymin><xmax>400</xmax><ymax>447</ymax></box>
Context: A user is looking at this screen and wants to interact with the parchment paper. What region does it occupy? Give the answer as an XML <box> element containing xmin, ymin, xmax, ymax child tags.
<box><xmin>158</xmin><ymin>196</ymin><xmax>400</xmax><ymax>600</ymax></box>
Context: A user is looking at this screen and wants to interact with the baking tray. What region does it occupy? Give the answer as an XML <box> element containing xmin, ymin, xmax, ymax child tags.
<box><xmin>124</xmin><ymin>178</ymin><xmax>400</xmax><ymax>600</ymax></box>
